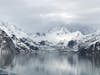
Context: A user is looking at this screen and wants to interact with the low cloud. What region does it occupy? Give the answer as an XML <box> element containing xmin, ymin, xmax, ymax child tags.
<box><xmin>0</xmin><ymin>0</ymin><xmax>100</xmax><ymax>33</ymax></box>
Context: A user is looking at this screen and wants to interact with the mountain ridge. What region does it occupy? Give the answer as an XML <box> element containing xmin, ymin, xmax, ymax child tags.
<box><xmin>0</xmin><ymin>23</ymin><xmax>100</xmax><ymax>54</ymax></box>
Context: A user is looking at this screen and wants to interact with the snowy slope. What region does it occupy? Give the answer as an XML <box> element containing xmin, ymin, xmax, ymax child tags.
<box><xmin>0</xmin><ymin>23</ymin><xmax>99</xmax><ymax>53</ymax></box>
<box><xmin>30</xmin><ymin>25</ymin><xmax>84</xmax><ymax>51</ymax></box>
<box><xmin>32</xmin><ymin>26</ymin><xmax>83</xmax><ymax>43</ymax></box>
<box><xmin>78</xmin><ymin>30</ymin><xmax>100</xmax><ymax>49</ymax></box>
<box><xmin>0</xmin><ymin>23</ymin><xmax>39</xmax><ymax>54</ymax></box>
<box><xmin>0</xmin><ymin>23</ymin><xmax>28</xmax><ymax>38</ymax></box>
<box><xmin>30</xmin><ymin>25</ymin><xmax>100</xmax><ymax>52</ymax></box>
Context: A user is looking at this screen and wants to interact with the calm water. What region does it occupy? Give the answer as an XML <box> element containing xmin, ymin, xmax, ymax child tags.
<box><xmin>1</xmin><ymin>51</ymin><xmax>100</xmax><ymax>75</ymax></box>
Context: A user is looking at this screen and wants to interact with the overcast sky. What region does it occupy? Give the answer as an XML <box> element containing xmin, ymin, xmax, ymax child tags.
<box><xmin>0</xmin><ymin>0</ymin><xmax>100</xmax><ymax>33</ymax></box>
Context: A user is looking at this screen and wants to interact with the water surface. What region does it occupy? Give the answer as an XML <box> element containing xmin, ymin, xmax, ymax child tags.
<box><xmin>1</xmin><ymin>51</ymin><xmax>100</xmax><ymax>75</ymax></box>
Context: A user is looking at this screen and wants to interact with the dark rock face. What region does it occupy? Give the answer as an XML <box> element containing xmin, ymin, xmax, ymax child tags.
<box><xmin>39</xmin><ymin>41</ymin><xmax>46</xmax><ymax>46</ymax></box>
<box><xmin>0</xmin><ymin>29</ymin><xmax>15</xmax><ymax>68</ymax></box>
<box><xmin>68</xmin><ymin>40</ymin><xmax>77</xmax><ymax>48</ymax></box>
<box><xmin>78</xmin><ymin>41</ymin><xmax>100</xmax><ymax>56</ymax></box>
<box><xmin>20</xmin><ymin>38</ymin><xmax>39</xmax><ymax>51</ymax></box>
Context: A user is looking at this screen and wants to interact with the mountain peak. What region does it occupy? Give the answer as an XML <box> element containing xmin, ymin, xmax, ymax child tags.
<box><xmin>0</xmin><ymin>22</ymin><xmax>28</xmax><ymax>38</ymax></box>
<box><xmin>48</xmin><ymin>25</ymin><xmax>70</xmax><ymax>34</ymax></box>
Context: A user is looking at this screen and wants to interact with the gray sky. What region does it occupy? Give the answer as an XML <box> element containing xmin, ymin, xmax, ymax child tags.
<box><xmin>0</xmin><ymin>0</ymin><xmax>100</xmax><ymax>33</ymax></box>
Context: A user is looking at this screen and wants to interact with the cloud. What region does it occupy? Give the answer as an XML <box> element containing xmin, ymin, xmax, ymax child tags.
<box><xmin>0</xmin><ymin>0</ymin><xmax>100</xmax><ymax>33</ymax></box>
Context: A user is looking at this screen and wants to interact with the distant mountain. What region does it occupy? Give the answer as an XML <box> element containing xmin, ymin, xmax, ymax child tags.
<box><xmin>0</xmin><ymin>23</ymin><xmax>100</xmax><ymax>54</ymax></box>
<box><xmin>48</xmin><ymin>25</ymin><xmax>70</xmax><ymax>34</ymax></box>
<box><xmin>30</xmin><ymin>25</ymin><xmax>83</xmax><ymax>51</ymax></box>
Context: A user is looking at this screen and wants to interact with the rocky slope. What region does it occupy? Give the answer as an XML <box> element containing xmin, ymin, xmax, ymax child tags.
<box><xmin>0</xmin><ymin>23</ymin><xmax>39</xmax><ymax>54</ymax></box>
<box><xmin>0</xmin><ymin>23</ymin><xmax>100</xmax><ymax>55</ymax></box>
<box><xmin>78</xmin><ymin>31</ymin><xmax>100</xmax><ymax>55</ymax></box>
<box><xmin>0</xmin><ymin>28</ymin><xmax>15</xmax><ymax>68</ymax></box>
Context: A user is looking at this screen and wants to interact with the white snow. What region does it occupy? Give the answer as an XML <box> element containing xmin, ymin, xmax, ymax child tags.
<box><xmin>0</xmin><ymin>23</ymin><xmax>99</xmax><ymax>51</ymax></box>
<box><xmin>31</xmin><ymin>26</ymin><xmax>83</xmax><ymax>47</ymax></box>
<box><xmin>0</xmin><ymin>23</ymin><xmax>28</xmax><ymax>39</ymax></box>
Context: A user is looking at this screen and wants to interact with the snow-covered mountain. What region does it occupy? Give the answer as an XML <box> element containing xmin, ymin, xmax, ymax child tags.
<box><xmin>30</xmin><ymin>25</ymin><xmax>84</xmax><ymax>51</ymax></box>
<box><xmin>0</xmin><ymin>23</ymin><xmax>39</xmax><ymax>54</ymax></box>
<box><xmin>0</xmin><ymin>23</ymin><xmax>100</xmax><ymax>54</ymax></box>
<box><xmin>78</xmin><ymin>31</ymin><xmax>100</xmax><ymax>55</ymax></box>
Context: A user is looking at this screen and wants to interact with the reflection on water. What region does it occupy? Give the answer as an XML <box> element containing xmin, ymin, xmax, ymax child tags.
<box><xmin>1</xmin><ymin>51</ymin><xmax>100</xmax><ymax>75</ymax></box>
